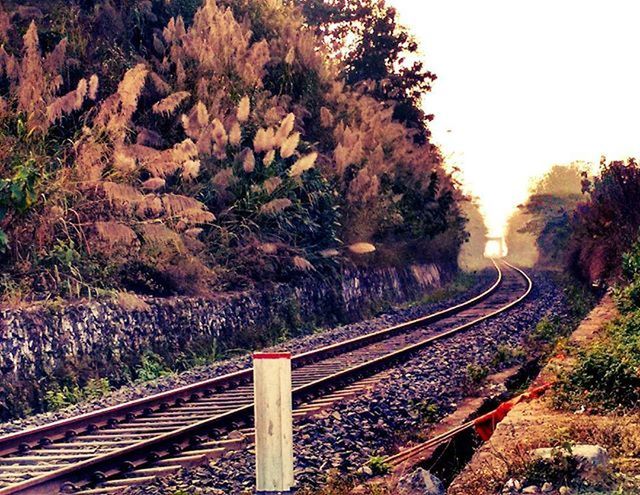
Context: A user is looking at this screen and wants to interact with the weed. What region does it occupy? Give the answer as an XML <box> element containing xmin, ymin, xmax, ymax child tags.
<box><xmin>554</xmin><ymin>241</ymin><xmax>640</xmax><ymax>412</ymax></box>
<box><xmin>367</xmin><ymin>456</ymin><xmax>391</xmax><ymax>476</ymax></box>
<box><xmin>44</xmin><ymin>378</ymin><xmax>111</xmax><ymax>412</ymax></box>
<box><xmin>413</xmin><ymin>400</ymin><xmax>441</xmax><ymax>423</ymax></box>
<box><xmin>553</xmin><ymin>338</ymin><xmax>640</xmax><ymax>412</ymax></box>
<box><xmin>492</xmin><ymin>344</ymin><xmax>526</xmax><ymax>367</ymax></box>
<box><xmin>135</xmin><ymin>352</ymin><xmax>172</xmax><ymax>382</ymax></box>
<box><xmin>517</xmin><ymin>442</ymin><xmax>614</xmax><ymax>491</ymax></box>
<box><xmin>466</xmin><ymin>363</ymin><xmax>489</xmax><ymax>386</ymax></box>
<box><xmin>175</xmin><ymin>340</ymin><xmax>220</xmax><ymax>371</ymax></box>
<box><xmin>528</xmin><ymin>315</ymin><xmax>572</xmax><ymax>351</ymax></box>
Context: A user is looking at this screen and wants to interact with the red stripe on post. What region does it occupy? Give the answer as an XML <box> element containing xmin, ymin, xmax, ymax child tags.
<box><xmin>253</xmin><ymin>352</ymin><xmax>292</xmax><ymax>360</ymax></box>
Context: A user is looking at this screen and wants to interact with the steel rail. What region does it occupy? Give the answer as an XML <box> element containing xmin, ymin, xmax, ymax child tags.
<box><xmin>0</xmin><ymin>262</ymin><xmax>503</xmax><ymax>459</ymax></box>
<box><xmin>0</xmin><ymin>261</ymin><xmax>532</xmax><ymax>495</ymax></box>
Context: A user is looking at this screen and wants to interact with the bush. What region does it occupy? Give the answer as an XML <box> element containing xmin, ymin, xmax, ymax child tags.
<box><xmin>44</xmin><ymin>378</ymin><xmax>111</xmax><ymax>412</ymax></box>
<box><xmin>554</xmin><ymin>312</ymin><xmax>640</xmax><ymax>412</ymax></box>
<box><xmin>135</xmin><ymin>352</ymin><xmax>172</xmax><ymax>382</ymax></box>
<box><xmin>466</xmin><ymin>363</ymin><xmax>489</xmax><ymax>386</ymax></box>
<box><xmin>554</xmin><ymin>342</ymin><xmax>640</xmax><ymax>412</ymax></box>
<box><xmin>569</xmin><ymin>158</ymin><xmax>640</xmax><ymax>284</ymax></box>
<box><xmin>506</xmin><ymin>164</ymin><xmax>585</xmax><ymax>269</ymax></box>
<box><xmin>0</xmin><ymin>0</ymin><xmax>465</xmax><ymax>302</ymax></box>
<box><xmin>367</xmin><ymin>456</ymin><xmax>390</xmax><ymax>476</ymax></box>
<box><xmin>614</xmin><ymin>238</ymin><xmax>640</xmax><ymax>313</ymax></box>
<box><xmin>555</xmin><ymin>239</ymin><xmax>640</xmax><ymax>413</ymax></box>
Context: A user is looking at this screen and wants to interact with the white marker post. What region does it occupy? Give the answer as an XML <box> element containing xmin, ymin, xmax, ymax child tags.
<box><xmin>253</xmin><ymin>352</ymin><xmax>294</xmax><ymax>495</ymax></box>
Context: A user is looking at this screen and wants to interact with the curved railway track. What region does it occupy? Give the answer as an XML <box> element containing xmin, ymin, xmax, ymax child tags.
<box><xmin>0</xmin><ymin>260</ymin><xmax>532</xmax><ymax>495</ymax></box>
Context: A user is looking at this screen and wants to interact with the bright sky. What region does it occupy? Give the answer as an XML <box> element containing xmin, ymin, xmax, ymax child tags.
<box><xmin>389</xmin><ymin>0</ymin><xmax>640</xmax><ymax>237</ymax></box>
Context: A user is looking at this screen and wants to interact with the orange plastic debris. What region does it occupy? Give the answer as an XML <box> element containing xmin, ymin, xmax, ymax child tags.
<box><xmin>473</xmin><ymin>383</ymin><xmax>552</xmax><ymax>441</ymax></box>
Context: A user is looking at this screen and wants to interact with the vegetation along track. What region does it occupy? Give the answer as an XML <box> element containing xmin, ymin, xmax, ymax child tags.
<box><xmin>0</xmin><ymin>260</ymin><xmax>532</xmax><ymax>495</ymax></box>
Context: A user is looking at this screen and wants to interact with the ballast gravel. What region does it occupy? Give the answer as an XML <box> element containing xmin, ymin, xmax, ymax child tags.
<box><xmin>0</xmin><ymin>270</ymin><xmax>495</xmax><ymax>436</ymax></box>
<box><xmin>126</xmin><ymin>271</ymin><xmax>570</xmax><ymax>495</ymax></box>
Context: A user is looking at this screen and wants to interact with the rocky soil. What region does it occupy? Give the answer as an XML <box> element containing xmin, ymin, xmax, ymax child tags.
<box><xmin>449</xmin><ymin>297</ymin><xmax>640</xmax><ymax>495</ymax></box>
<box><xmin>0</xmin><ymin>271</ymin><xmax>495</xmax><ymax>436</ymax></box>
<box><xmin>126</xmin><ymin>271</ymin><xmax>569</xmax><ymax>495</ymax></box>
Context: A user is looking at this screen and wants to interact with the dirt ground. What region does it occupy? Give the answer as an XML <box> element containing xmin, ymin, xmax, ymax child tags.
<box><xmin>449</xmin><ymin>297</ymin><xmax>640</xmax><ymax>495</ymax></box>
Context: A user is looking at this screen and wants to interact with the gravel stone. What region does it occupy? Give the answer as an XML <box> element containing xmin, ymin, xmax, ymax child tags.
<box><xmin>0</xmin><ymin>272</ymin><xmax>495</xmax><ymax>436</ymax></box>
<box><xmin>124</xmin><ymin>271</ymin><xmax>570</xmax><ymax>494</ymax></box>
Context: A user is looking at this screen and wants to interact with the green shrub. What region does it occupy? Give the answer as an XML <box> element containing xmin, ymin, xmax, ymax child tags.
<box><xmin>44</xmin><ymin>378</ymin><xmax>111</xmax><ymax>412</ymax></box>
<box><xmin>0</xmin><ymin>0</ymin><xmax>466</xmax><ymax>303</ymax></box>
<box><xmin>466</xmin><ymin>363</ymin><xmax>489</xmax><ymax>386</ymax></box>
<box><xmin>417</xmin><ymin>401</ymin><xmax>441</xmax><ymax>423</ymax></box>
<box><xmin>614</xmin><ymin>237</ymin><xmax>640</xmax><ymax>313</ymax></box>
<box><xmin>555</xmin><ymin>240</ymin><xmax>640</xmax><ymax>412</ymax></box>
<box><xmin>492</xmin><ymin>344</ymin><xmax>526</xmax><ymax>367</ymax></box>
<box><xmin>554</xmin><ymin>333</ymin><xmax>640</xmax><ymax>412</ymax></box>
<box><xmin>367</xmin><ymin>456</ymin><xmax>390</xmax><ymax>476</ymax></box>
<box><xmin>135</xmin><ymin>352</ymin><xmax>172</xmax><ymax>382</ymax></box>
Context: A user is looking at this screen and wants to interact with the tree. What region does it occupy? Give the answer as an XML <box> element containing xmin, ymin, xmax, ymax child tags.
<box><xmin>301</xmin><ymin>0</ymin><xmax>436</xmax><ymax>143</ymax></box>
<box><xmin>569</xmin><ymin>158</ymin><xmax>640</xmax><ymax>283</ymax></box>
<box><xmin>506</xmin><ymin>164</ymin><xmax>587</xmax><ymax>269</ymax></box>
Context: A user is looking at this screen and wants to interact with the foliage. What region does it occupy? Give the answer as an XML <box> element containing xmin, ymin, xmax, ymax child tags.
<box><xmin>135</xmin><ymin>352</ymin><xmax>173</xmax><ymax>382</ymax></box>
<box><xmin>302</xmin><ymin>0</ymin><xmax>435</xmax><ymax>142</ymax></box>
<box><xmin>569</xmin><ymin>158</ymin><xmax>640</xmax><ymax>284</ymax></box>
<box><xmin>367</xmin><ymin>455</ymin><xmax>391</xmax><ymax>476</ymax></box>
<box><xmin>466</xmin><ymin>363</ymin><xmax>489</xmax><ymax>386</ymax></box>
<box><xmin>614</xmin><ymin>237</ymin><xmax>640</xmax><ymax>313</ymax></box>
<box><xmin>527</xmin><ymin>276</ymin><xmax>595</xmax><ymax>358</ymax></box>
<box><xmin>554</xmin><ymin>244</ymin><xmax>640</xmax><ymax>412</ymax></box>
<box><xmin>528</xmin><ymin>316</ymin><xmax>565</xmax><ymax>348</ymax></box>
<box><xmin>44</xmin><ymin>378</ymin><xmax>111</xmax><ymax>412</ymax></box>
<box><xmin>491</xmin><ymin>344</ymin><xmax>525</xmax><ymax>368</ymax></box>
<box><xmin>458</xmin><ymin>198</ymin><xmax>490</xmax><ymax>270</ymax></box>
<box><xmin>414</xmin><ymin>400</ymin><xmax>441</xmax><ymax>423</ymax></box>
<box><xmin>506</xmin><ymin>164</ymin><xmax>586</xmax><ymax>269</ymax></box>
<box><xmin>555</xmin><ymin>338</ymin><xmax>640</xmax><ymax>412</ymax></box>
<box><xmin>0</xmin><ymin>0</ymin><xmax>465</xmax><ymax>302</ymax></box>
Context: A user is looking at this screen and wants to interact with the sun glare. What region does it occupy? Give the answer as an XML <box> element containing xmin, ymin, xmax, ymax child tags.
<box><xmin>484</xmin><ymin>238</ymin><xmax>506</xmax><ymax>259</ymax></box>
<box><xmin>390</xmin><ymin>0</ymin><xmax>640</xmax><ymax>238</ymax></box>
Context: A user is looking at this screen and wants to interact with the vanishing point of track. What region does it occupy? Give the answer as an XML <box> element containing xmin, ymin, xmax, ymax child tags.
<box><xmin>0</xmin><ymin>260</ymin><xmax>532</xmax><ymax>495</ymax></box>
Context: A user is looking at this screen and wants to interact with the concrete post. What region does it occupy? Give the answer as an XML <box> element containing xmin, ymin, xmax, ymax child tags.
<box><xmin>253</xmin><ymin>352</ymin><xmax>294</xmax><ymax>494</ymax></box>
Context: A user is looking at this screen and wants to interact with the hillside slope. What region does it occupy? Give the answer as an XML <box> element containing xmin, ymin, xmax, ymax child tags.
<box><xmin>0</xmin><ymin>0</ymin><xmax>466</xmax><ymax>303</ymax></box>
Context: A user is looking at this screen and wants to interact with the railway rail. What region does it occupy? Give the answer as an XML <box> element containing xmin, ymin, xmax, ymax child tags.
<box><xmin>0</xmin><ymin>260</ymin><xmax>532</xmax><ymax>495</ymax></box>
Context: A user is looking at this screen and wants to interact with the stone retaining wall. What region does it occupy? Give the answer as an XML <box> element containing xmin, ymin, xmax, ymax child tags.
<box><xmin>0</xmin><ymin>263</ymin><xmax>451</xmax><ymax>419</ymax></box>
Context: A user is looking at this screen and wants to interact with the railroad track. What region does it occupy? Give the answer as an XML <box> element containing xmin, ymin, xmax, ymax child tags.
<box><xmin>0</xmin><ymin>260</ymin><xmax>532</xmax><ymax>495</ymax></box>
